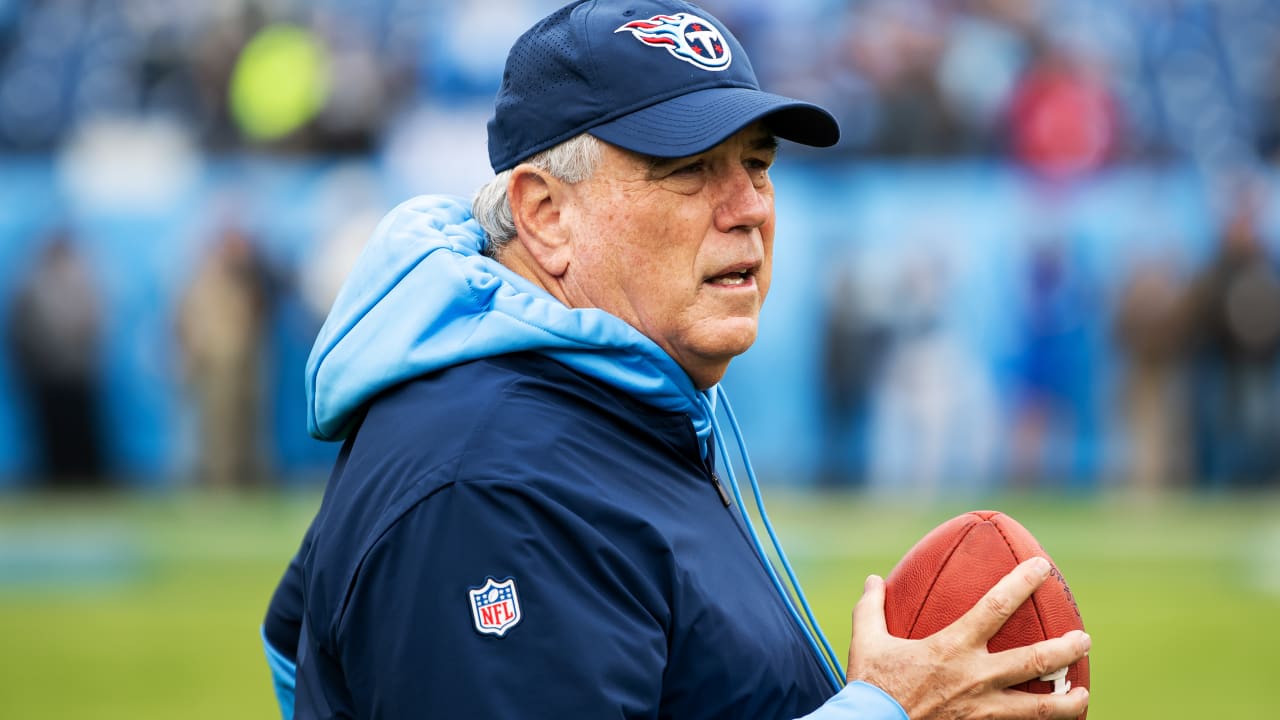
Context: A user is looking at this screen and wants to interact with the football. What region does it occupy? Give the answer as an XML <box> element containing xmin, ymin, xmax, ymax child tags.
<box><xmin>883</xmin><ymin>510</ymin><xmax>1089</xmax><ymax>710</ymax></box>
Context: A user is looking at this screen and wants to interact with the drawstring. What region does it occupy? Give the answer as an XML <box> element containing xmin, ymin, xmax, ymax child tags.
<box><xmin>699</xmin><ymin>387</ymin><xmax>845</xmax><ymax>693</ymax></box>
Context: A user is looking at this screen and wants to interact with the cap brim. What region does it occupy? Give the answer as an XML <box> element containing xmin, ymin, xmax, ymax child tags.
<box><xmin>587</xmin><ymin>86</ymin><xmax>840</xmax><ymax>159</ymax></box>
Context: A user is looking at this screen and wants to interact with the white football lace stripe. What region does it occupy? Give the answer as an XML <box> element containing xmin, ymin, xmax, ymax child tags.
<box><xmin>1040</xmin><ymin>667</ymin><xmax>1071</xmax><ymax>695</ymax></box>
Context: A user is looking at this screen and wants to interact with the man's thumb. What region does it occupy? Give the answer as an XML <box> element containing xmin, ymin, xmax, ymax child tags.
<box><xmin>851</xmin><ymin>574</ymin><xmax>889</xmax><ymax>639</ymax></box>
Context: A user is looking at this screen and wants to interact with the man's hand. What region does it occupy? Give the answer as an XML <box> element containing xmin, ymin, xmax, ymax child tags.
<box><xmin>848</xmin><ymin>557</ymin><xmax>1091</xmax><ymax>719</ymax></box>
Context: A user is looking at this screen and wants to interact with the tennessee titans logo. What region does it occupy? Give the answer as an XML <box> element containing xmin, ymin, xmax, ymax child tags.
<box><xmin>615</xmin><ymin>13</ymin><xmax>732</xmax><ymax>71</ymax></box>
<box><xmin>468</xmin><ymin>577</ymin><xmax>522</xmax><ymax>637</ymax></box>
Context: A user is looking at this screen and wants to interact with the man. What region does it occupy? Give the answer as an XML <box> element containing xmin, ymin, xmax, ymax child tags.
<box><xmin>177</xmin><ymin>224</ymin><xmax>274</xmax><ymax>488</ymax></box>
<box><xmin>7</xmin><ymin>229</ymin><xmax>106</xmax><ymax>486</ymax></box>
<box><xmin>263</xmin><ymin>1</ymin><xmax>1091</xmax><ymax>718</ymax></box>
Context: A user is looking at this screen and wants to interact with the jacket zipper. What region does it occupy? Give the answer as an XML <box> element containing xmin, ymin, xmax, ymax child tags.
<box><xmin>710</xmin><ymin>470</ymin><xmax>732</xmax><ymax>507</ymax></box>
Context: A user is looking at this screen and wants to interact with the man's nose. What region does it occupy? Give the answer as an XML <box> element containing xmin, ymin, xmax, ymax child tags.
<box><xmin>713</xmin><ymin>167</ymin><xmax>771</xmax><ymax>234</ymax></box>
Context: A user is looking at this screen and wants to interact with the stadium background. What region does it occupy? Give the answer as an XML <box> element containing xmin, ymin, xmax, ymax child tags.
<box><xmin>0</xmin><ymin>0</ymin><xmax>1277</xmax><ymax>717</ymax></box>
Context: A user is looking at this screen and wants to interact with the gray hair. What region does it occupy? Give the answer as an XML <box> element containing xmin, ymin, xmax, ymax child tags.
<box><xmin>473</xmin><ymin>133</ymin><xmax>603</xmax><ymax>258</ymax></box>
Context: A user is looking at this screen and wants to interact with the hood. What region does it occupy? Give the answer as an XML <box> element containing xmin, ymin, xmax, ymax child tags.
<box><xmin>305</xmin><ymin>194</ymin><xmax>713</xmax><ymax>448</ymax></box>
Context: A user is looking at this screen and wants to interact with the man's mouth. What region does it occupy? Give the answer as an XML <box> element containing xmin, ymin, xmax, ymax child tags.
<box><xmin>706</xmin><ymin>262</ymin><xmax>759</xmax><ymax>287</ymax></box>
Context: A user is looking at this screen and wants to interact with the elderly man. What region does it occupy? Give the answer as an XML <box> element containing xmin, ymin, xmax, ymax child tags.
<box><xmin>263</xmin><ymin>1</ymin><xmax>1091</xmax><ymax>718</ymax></box>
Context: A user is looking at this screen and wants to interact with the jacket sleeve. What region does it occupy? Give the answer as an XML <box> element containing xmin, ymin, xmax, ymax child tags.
<box><xmin>321</xmin><ymin>479</ymin><xmax>670</xmax><ymax>718</ymax></box>
<box><xmin>794</xmin><ymin>681</ymin><xmax>908</xmax><ymax>720</ymax></box>
<box><xmin>262</xmin><ymin>528</ymin><xmax>312</xmax><ymax>720</ymax></box>
<box><xmin>262</xmin><ymin>625</ymin><xmax>297</xmax><ymax>720</ymax></box>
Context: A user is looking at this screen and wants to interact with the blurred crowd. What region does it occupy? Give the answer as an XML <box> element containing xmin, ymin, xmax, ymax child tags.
<box><xmin>2</xmin><ymin>0</ymin><xmax>1280</xmax><ymax>494</ymax></box>
<box><xmin>7</xmin><ymin>221</ymin><xmax>282</xmax><ymax>490</ymax></box>
<box><xmin>817</xmin><ymin>177</ymin><xmax>1280</xmax><ymax>496</ymax></box>
<box><xmin>2</xmin><ymin>0</ymin><xmax>1280</xmax><ymax>170</ymax></box>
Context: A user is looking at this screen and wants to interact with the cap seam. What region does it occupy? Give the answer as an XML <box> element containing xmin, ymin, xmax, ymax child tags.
<box><xmin>579</xmin><ymin>0</ymin><xmax>601</xmax><ymax>108</ymax></box>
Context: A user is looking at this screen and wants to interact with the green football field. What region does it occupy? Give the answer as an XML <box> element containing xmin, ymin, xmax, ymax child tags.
<box><xmin>0</xmin><ymin>488</ymin><xmax>1276</xmax><ymax>719</ymax></box>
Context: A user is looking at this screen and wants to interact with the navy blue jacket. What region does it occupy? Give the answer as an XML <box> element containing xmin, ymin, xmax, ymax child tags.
<box><xmin>270</xmin><ymin>352</ymin><xmax>835</xmax><ymax>717</ymax></box>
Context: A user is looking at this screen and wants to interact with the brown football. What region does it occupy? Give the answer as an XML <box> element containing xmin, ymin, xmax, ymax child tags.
<box><xmin>884</xmin><ymin>510</ymin><xmax>1088</xmax><ymax>716</ymax></box>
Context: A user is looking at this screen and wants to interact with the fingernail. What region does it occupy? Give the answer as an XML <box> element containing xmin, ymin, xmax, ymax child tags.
<box><xmin>865</xmin><ymin>574</ymin><xmax>878</xmax><ymax>592</ymax></box>
<box><xmin>1079</xmin><ymin>632</ymin><xmax>1091</xmax><ymax>655</ymax></box>
<box><xmin>1031</xmin><ymin>557</ymin><xmax>1051</xmax><ymax>577</ymax></box>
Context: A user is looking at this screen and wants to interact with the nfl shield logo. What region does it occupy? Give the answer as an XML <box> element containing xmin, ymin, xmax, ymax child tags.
<box><xmin>468</xmin><ymin>577</ymin><xmax>522</xmax><ymax>637</ymax></box>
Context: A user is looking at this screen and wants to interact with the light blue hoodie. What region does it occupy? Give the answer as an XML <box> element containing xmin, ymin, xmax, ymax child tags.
<box><xmin>305</xmin><ymin>194</ymin><xmax>714</xmax><ymax>449</ymax></box>
<box><xmin>288</xmin><ymin>194</ymin><xmax>906</xmax><ymax>720</ymax></box>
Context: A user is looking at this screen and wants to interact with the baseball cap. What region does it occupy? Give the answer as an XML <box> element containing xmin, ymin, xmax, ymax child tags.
<box><xmin>487</xmin><ymin>0</ymin><xmax>840</xmax><ymax>172</ymax></box>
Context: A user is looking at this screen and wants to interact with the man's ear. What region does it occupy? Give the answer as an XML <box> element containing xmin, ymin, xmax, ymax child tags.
<box><xmin>508</xmin><ymin>166</ymin><xmax>571</xmax><ymax>277</ymax></box>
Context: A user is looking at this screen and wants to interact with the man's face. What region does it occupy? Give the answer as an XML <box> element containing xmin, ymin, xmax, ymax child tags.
<box><xmin>559</xmin><ymin>124</ymin><xmax>778</xmax><ymax>389</ymax></box>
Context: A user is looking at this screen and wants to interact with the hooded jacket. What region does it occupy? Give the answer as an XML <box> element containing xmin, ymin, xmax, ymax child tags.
<box><xmin>263</xmin><ymin>195</ymin><xmax>905</xmax><ymax>719</ymax></box>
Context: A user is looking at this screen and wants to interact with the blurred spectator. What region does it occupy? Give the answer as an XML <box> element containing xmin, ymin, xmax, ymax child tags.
<box><xmin>935</xmin><ymin>8</ymin><xmax>1030</xmax><ymax>156</ymax></box>
<box><xmin>5</xmin><ymin>229</ymin><xmax>107</xmax><ymax>488</ymax></box>
<box><xmin>1112</xmin><ymin>256</ymin><xmax>1192</xmax><ymax>494</ymax></box>
<box><xmin>1185</xmin><ymin>187</ymin><xmax>1280</xmax><ymax>488</ymax></box>
<box><xmin>844</xmin><ymin>0</ymin><xmax>967</xmax><ymax>157</ymax></box>
<box><xmin>1009</xmin><ymin>233</ymin><xmax>1101</xmax><ymax>486</ymax></box>
<box><xmin>817</xmin><ymin>256</ymin><xmax>889</xmax><ymax>487</ymax></box>
<box><xmin>867</xmin><ymin>250</ymin><xmax>999</xmax><ymax>498</ymax></box>
<box><xmin>176</xmin><ymin>224</ymin><xmax>276</xmax><ymax>489</ymax></box>
<box><xmin>1005</xmin><ymin>42</ymin><xmax>1120</xmax><ymax>179</ymax></box>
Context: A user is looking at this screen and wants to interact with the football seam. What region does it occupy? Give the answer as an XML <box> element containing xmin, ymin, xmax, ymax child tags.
<box><xmin>988</xmin><ymin>516</ymin><xmax>1051</xmax><ymax>646</ymax></box>
<box><xmin>906</xmin><ymin>520</ymin><xmax>981</xmax><ymax>638</ymax></box>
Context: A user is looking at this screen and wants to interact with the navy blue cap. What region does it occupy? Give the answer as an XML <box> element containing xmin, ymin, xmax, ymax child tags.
<box><xmin>487</xmin><ymin>0</ymin><xmax>840</xmax><ymax>172</ymax></box>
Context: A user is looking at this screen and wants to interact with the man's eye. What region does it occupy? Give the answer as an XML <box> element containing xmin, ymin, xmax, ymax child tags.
<box><xmin>672</xmin><ymin>160</ymin><xmax>705</xmax><ymax>176</ymax></box>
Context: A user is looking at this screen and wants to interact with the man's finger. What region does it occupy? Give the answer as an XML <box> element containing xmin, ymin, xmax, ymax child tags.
<box><xmin>987</xmin><ymin>630</ymin><xmax>1091</xmax><ymax>689</ymax></box>
<box><xmin>851</xmin><ymin>574</ymin><xmax>889</xmax><ymax>641</ymax></box>
<box><xmin>994</xmin><ymin>685</ymin><xmax>1090</xmax><ymax>720</ymax></box>
<box><xmin>952</xmin><ymin>557</ymin><xmax>1051</xmax><ymax>646</ymax></box>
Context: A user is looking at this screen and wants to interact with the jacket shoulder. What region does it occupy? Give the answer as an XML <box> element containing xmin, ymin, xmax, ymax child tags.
<box><xmin>355</xmin><ymin>353</ymin><xmax>695</xmax><ymax>481</ymax></box>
